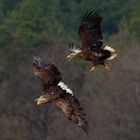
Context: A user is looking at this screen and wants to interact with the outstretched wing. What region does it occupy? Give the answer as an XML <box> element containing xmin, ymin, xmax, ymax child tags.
<box><xmin>68</xmin><ymin>95</ymin><xmax>91</xmax><ymax>135</ymax></box>
<box><xmin>79</xmin><ymin>11</ymin><xmax>103</xmax><ymax>50</ymax></box>
<box><xmin>33</xmin><ymin>55</ymin><xmax>62</xmax><ymax>87</ymax></box>
<box><xmin>55</xmin><ymin>88</ymin><xmax>91</xmax><ymax>135</ymax></box>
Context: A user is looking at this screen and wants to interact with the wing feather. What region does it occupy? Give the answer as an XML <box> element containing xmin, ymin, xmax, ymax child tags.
<box><xmin>33</xmin><ymin>55</ymin><xmax>62</xmax><ymax>87</ymax></box>
<box><xmin>56</xmin><ymin>90</ymin><xmax>91</xmax><ymax>135</ymax></box>
<box><xmin>79</xmin><ymin>11</ymin><xmax>103</xmax><ymax>50</ymax></box>
<box><xmin>69</xmin><ymin>95</ymin><xmax>91</xmax><ymax>135</ymax></box>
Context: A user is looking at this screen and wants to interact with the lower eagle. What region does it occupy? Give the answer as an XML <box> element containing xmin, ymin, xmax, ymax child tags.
<box><xmin>33</xmin><ymin>55</ymin><xmax>91</xmax><ymax>135</ymax></box>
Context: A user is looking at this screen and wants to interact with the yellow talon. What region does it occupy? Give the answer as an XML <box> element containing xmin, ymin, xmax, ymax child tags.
<box><xmin>90</xmin><ymin>66</ymin><xmax>96</xmax><ymax>72</ymax></box>
<box><xmin>104</xmin><ymin>64</ymin><xmax>112</xmax><ymax>72</ymax></box>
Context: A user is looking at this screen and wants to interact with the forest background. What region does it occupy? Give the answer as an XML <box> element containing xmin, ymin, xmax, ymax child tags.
<box><xmin>0</xmin><ymin>0</ymin><xmax>140</xmax><ymax>140</ymax></box>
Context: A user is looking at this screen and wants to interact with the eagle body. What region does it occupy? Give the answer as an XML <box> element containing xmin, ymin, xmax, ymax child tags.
<box><xmin>79</xmin><ymin>48</ymin><xmax>111</xmax><ymax>64</ymax></box>
<box><xmin>67</xmin><ymin>11</ymin><xmax>117</xmax><ymax>72</ymax></box>
<box><xmin>33</xmin><ymin>55</ymin><xmax>91</xmax><ymax>135</ymax></box>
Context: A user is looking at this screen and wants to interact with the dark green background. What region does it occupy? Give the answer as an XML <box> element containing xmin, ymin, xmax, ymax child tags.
<box><xmin>0</xmin><ymin>0</ymin><xmax>140</xmax><ymax>140</ymax></box>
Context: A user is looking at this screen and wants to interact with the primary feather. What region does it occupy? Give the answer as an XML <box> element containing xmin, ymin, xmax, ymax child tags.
<box><xmin>79</xmin><ymin>11</ymin><xmax>103</xmax><ymax>50</ymax></box>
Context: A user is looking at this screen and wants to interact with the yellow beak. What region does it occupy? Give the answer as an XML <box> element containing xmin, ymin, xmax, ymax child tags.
<box><xmin>34</xmin><ymin>96</ymin><xmax>47</xmax><ymax>106</ymax></box>
<box><xmin>34</xmin><ymin>98</ymin><xmax>41</xmax><ymax>106</ymax></box>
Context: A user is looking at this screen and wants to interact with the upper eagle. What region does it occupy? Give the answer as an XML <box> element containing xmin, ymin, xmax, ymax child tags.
<box><xmin>33</xmin><ymin>55</ymin><xmax>91</xmax><ymax>135</ymax></box>
<box><xmin>67</xmin><ymin>11</ymin><xmax>117</xmax><ymax>72</ymax></box>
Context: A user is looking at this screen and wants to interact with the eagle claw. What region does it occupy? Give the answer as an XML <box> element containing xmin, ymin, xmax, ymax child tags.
<box><xmin>104</xmin><ymin>64</ymin><xmax>112</xmax><ymax>72</ymax></box>
<box><xmin>90</xmin><ymin>67</ymin><xmax>96</xmax><ymax>72</ymax></box>
<box><xmin>106</xmin><ymin>67</ymin><xmax>112</xmax><ymax>72</ymax></box>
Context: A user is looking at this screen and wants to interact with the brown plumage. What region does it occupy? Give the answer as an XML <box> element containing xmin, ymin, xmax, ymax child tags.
<box><xmin>33</xmin><ymin>55</ymin><xmax>91</xmax><ymax>135</ymax></box>
<box><xmin>67</xmin><ymin>11</ymin><xmax>117</xmax><ymax>72</ymax></box>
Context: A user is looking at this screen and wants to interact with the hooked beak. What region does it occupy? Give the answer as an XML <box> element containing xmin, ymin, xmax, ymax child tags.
<box><xmin>34</xmin><ymin>96</ymin><xmax>47</xmax><ymax>106</ymax></box>
<box><xmin>34</xmin><ymin>98</ymin><xmax>40</xmax><ymax>106</ymax></box>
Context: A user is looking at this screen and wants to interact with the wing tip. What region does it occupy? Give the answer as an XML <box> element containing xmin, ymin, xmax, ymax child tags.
<box><xmin>33</xmin><ymin>53</ymin><xmax>42</xmax><ymax>61</ymax></box>
<box><xmin>69</xmin><ymin>42</ymin><xmax>74</xmax><ymax>49</ymax></box>
<box><xmin>32</xmin><ymin>54</ymin><xmax>49</xmax><ymax>68</ymax></box>
<box><xmin>78</xmin><ymin>120</ymin><xmax>92</xmax><ymax>135</ymax></box>
<box><xmin>82</xmin><ymin>10</ymin><xmax>102</xmax><ymax>22</ymax></box>
<box><xmin>82</xmin><ymin>11</ymin><xmax>89</xmax><ymax>21</ymax></box>
<box><xmin>68</xmin><ymin>42</ymin><xmax>81</xmax><ymax>53</ymax></box>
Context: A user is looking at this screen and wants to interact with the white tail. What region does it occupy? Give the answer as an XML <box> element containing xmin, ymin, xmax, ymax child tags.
<box><xmin>104</xmin><ymin>45</ymin><xmax>117</xmax><ymax>60</ymax></box>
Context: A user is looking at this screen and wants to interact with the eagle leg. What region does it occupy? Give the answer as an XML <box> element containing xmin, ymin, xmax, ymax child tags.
<box><xmin>104</xmin><ymin>63</ymin><xmax>112</xmax><ymax>72</ymax></box>
<box><xmin>90</xmin><ymin>66</ymin><xmax>96</xmax><ymax>72</ymax></box>
<box><xmin>67</xmin><ymin>52</ymin><xmax>82</xmax><ymax>61</ymax></box>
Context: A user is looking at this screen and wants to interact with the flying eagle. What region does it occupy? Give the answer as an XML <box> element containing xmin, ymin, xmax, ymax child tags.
<box><xmin>33</xmin><ymin>55</ymin><xmax>91</xmax><ymax>135</ymax></box>
<box><xmin>67</xmin><ymin>11</ymin><xmax>117</xmax><ymax>72</ymax></box>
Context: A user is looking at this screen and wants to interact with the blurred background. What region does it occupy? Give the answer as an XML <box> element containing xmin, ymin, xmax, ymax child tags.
<box><xmin>0</xmin><ymin>0</ymin><xmax>140</xmax><ymax>140</ymax></box>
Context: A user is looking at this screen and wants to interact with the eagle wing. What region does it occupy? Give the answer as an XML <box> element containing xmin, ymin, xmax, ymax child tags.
<box><xmin>79</xmin><ymin>11</ymin><xmax>103</xmax><ymax>51</ymax></box>
<box><xmin>55</xmin><ymin>88</ymin><xmax>91</xmax><ymax>135</ymax></box>
<box><xmin>33</xmin><ymin>55</ymin><xmax>62</xmax><ymax>87</ymax></box>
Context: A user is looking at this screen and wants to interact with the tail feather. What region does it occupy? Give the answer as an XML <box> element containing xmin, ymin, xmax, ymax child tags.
<box><xmin>104</xmin><ymin>45</ymin><xmax>117</xmax><ymax>60</ymax></box>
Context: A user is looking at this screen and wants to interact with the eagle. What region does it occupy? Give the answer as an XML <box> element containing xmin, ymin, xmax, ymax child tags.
<box><xmin>33</xmin><ymin>55</ymin><xmax>91</xmax><ymax>135</ymax></box>
<box><xmin>67</xmin><ymin>11</ymin><xmax>117</xmax><ymax>72</ymax></box>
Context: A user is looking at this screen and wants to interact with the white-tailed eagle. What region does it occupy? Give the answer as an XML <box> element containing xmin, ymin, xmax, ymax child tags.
<box><xmin>67</xmin><ymin>11</ymin><xmax>117</xmax><ymax>72</ymax></box>
<box><xmin>33</xmin><ymin>55</ymin><xmax>91</xmax><ymax>135</ymax></box>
